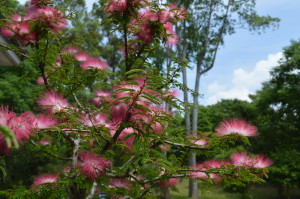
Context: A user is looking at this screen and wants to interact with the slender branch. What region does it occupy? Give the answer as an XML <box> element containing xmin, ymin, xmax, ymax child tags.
<box><xmin>164</xmin><ymin>140</ymin><xmax>210</xmax><ymax>150</ymax></box>
<box><xmin>30</xmin><ymin>140</ymin><xmax>71</xmax><ymax>160</ymax></box>
<box><xmin>129</xmin><ymin>173</ymin><xmax>152</xmax><ymax>194</ymax></box>
<box><xmin>86</xmin><ymin>181</ymin><xmax>97</xmax><ymax>199</ymax></box>
<box><xmin>200</xmin><ymin>0</ymin><xmax>232</xmax><ymax>75</ymax></box>
<box><xmin>124</xmin><ymin>25</ymin><xmax>129</xmax><ymax>72</ymax></box>
<box><xmin>0</xmin><ymin>42</ymin><xmax>32</xmax><ymax>61</ymax></box>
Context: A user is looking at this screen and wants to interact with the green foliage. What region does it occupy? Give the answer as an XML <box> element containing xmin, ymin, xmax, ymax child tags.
<box><xmin>251</xmin><ymin>40</ymin><xmax>300</xmax><ymax>190</ymax></box>
<box><xmin>0</xmin><ymin>60</ymin><xmax>39</xmax><ymax>113</ymax></box>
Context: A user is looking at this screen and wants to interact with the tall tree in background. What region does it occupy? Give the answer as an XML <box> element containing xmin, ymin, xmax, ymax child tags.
<box><xmin>169</xmin><ymin>0</ymin><xmax>280</xmax><ymax>198</ymax></box>
<box><xmin>251</xmin><ymin>40</ymin><xmax>300</xmax><ymax>199</ymax></box>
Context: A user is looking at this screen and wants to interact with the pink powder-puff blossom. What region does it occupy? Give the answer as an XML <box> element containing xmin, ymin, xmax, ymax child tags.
<box><xmin>112</xmin><ymin>127</ymin><xmax>136</xmax><ymax>148</ymax></box>
<box><xmin>18</xmin><ymin>23</ymin><xmax>30</xmax><ymax>35</ymax></box>
<box><xmin>10</xmin><ymin>14</ymin><xmax>22</xmax><ymax>22</ymax></box>
<box><xmin>106</xmin><ymin>0</ymin><xmax>127</xmax><ymax>13</ymax></box>
<box><xmin>23</xmin><ymin>32</ymin><xmax>38</xmax><ymax>44</ymax></box>
<box><xmin>78</xmin><ymin>151</ymin><xmax>111</xmax><ymax>181</ymax></box>
<box><xmin>230</xmin><ymin>152</ymin><xmax>272</xmax><ymax>168</ymax></box>
<box><xmin>160</xmin><ymin>178</ymin><xmax>179</xmax><ymax>188</ymax></box>
<box><xmin>0</xmin><ymin>107</ymin><xmax>17</xmax><ymax>154</ymax></box>
<box><xmin>39</xmin><ymin>138</ymin><xmax>51</xmax><ymax>145</ymax></box>
<box><xmin>75</xmin><ymin>52</ymin><xmax>89</xmax><ymax>62</ymax></box>
<box><xmin>230</xmin><ymin>152</ymin><xmax>251</xmax><ymax>167</ymax></box>
<box><xmin>252</xmin><ymin>154</ymin><xmax>272</xmax><ymax>168</ymax></box>
<box><xmin>189</xmin><ymin>169</ymin><xmax>208</xmax><ymax>179</ymax></box>
<box><xmin>93</xmin><ymin>91</ymin><xmax>112</xmax><ymax>106</ymax></box>
<box><xmin>111</xmin><ymin>102</ymin><xmax>129</xmax><ymax>123</ymax></box>
<box><xmin>110</xmin><ymin>179</ymin><xmax>131</xmax><ymax>190</ymax></box>
<box><xmin>36</xmin><ymin>74</ymin><xmax>49</xmax><ymax>85</ymax></box>
<box><xmin>8</xmin><ymin>114</ymin><xmax>34</xmax><ymax>142</ymax></box>
<box><xmin>1</xmin><ymin>24</ymin><xmax>15</xmax><ymax>37</ymax></box>
<box><xmin>95</xmin><ymin>90</ymin><xmax>112</xmax><ymax>98</ymax></box>
<box><xmin>62</xmin><ymin>46</ymin><xmax>80</xmax><ymax>54</ymax></box>
<box><xmin>32</xmin><ymin>114</ymin><xmax>57</xmax><ymax>129</ymax></box>
<box><xmin>165</xmin><ymin>89</ymin><xmax>180</xmax><ymax>99</ymax></box>
<box><xmin>36</xmin><ymin>77</ymin><xmax>44</xmax><ymax>85</ymax></box>
<box><xmin>80</xmin><ymin>114</ymin><xmax>108</xmax><ymax>127</ymax></box>
<box><xmin>32</xmin><ymin>174</ymin><xmax>58</xmax><ymax>187</ymax></box>
<box><xmin>37</xmin><ymin>91</ymin><xmax>70</xmax><ymax>114</ymax></box>
<box><xmin>164</xmin><ymin>23</ymin><xmax>178</xmax><ymax>46</ymax></box>
<box><xmin>150</xmin><ymin>122</ymin><xmax>163</xmax><ymax>134</ymax></box>
<box><xmin>203</xmin><ymin>159</ymin><xmax>230</xmax><ymax>169</ymax></box>
<box><xmin>215</xmin><ymin>119</ymin><xmax>257</xmax><ymax>137</ymax></box>
<box><xmin>81</xmin><ymin>57</ymin><xmax>108</xmax><ymax>70</ymax></box>
<box><xmin>191</xmin><ymin>139</ymin><xmax>208</xmax><ymax>147</ymax></box>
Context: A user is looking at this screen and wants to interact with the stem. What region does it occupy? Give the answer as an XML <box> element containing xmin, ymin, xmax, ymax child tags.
<box><xmin>124</xmin><ymin>25</ymin><xmax>129</xmax><ymax>72</ymax></box>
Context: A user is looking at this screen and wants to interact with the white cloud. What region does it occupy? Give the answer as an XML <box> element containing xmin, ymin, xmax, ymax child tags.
<box><xmin>232</xmin><ymin>52</ymin><xmax>283</xmax><ymax>89</ymax></box>
<box><xmin>207</xmin><ymin>81</ymin><xmax>226</xmax><ymax>94</ymax></box>
<box><xmin>206</xmin><ymin>52</ymin><xmax>283</xmax><ymax>105</ymax></box>
<box><xmin>207</xmin><ymin>87</ymin><xmax>252</xmax><ymax>105</ymax></box>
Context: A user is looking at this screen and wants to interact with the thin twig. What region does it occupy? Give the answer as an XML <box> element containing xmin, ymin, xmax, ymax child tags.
<box><xmin>30</xmin><ymin>140</ymin><xmax>71</xmax><ymax>160</ymax></box>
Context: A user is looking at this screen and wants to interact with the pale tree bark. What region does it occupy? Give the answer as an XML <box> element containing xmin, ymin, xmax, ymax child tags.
<box><xmin>179</xmin><ymin>1</ymin><xmax>232</xmax><ymax>198</ymax></box>
<box><xmin>160</xmin><ymin>48</ymin><xmax>173</xmax><ymax>199</ymax></box>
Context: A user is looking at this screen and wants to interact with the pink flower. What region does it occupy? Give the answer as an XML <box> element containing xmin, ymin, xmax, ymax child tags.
<box><xmin>62</xmin><ymin>46</ymin><xmax>80</xmax><ymax>54</ymax></box>
<box><xmin>37</xmin><ymin>91</ymin><xmax>70</xmax><ymax>114</ymax></box>
<box><xmin>106</xmin><ymin>0</ymin><xmax>127</xmax><ymax>13</ymax></box>
<box><xmin>18</xmin><ymin>23</ymin><xmax>30</xmax><ymax>36</ymax></box>
<box><xmin>32</xmin><ymin>114</ymin><xmax>57</xmax><ymax>129</ymax></box>
<box><xmin>160</xmin><ymin>178</ymin><xmax>179</xmax><ymax>188</ymax></box>
<box><xmin>39</xmin><ymin>138</ymin><xmax>51</xmax><ymax>145</ymax></box>
<box><xmin>80</xmin><ymin>114</ymin><xmax>108</xmax><ymax>127</ymax></box>
<box><xmin>150</xmin><ymin>122</ymin><xmax>163</xmax><ymax>134</ymax></box>
<box><xmin>111</xmin><ymin>102</ymin><xmax>129</xmax><ymax>123</ymax></box>
<box><xmin>190</xmin><ymin>169</ymin><xmax>208</xmax><ymax>179</ymax></box>
<box><xmin>165</xmin><ymin>89</ymin><xmax>180</xmax><ymax>99</ymax></box>
<box><xmin>110</xmin><ymin>179</ymin><xmax>131</xmax><ymax>190</ymax></box>
<box><xmin>95</xmin><ymin>90</ymin><xmax>112</xmax><ymax>98</ymax></box>
<box><xmin>164</xmin><ymin>23</ymin><xmax>178</xmax><ymax>46</ymax></box>
<box><xmin>8</xmin><ymin>113</ymin><xmax>34</xmax><ymax>141</ymax></box>
<box><xmin>252</xmin><ymin>155</ymin><xmax>272</xmax><ymax>168</ymax></box>
<box><xmin>32</xmin><ymin>174</ymin><xmax>58</xmax><ymax>187</ymax></box>
<box><xmin>231</xmin><ymin>152</ymin><xmax>251</xmax><ymax>167</ymax></box>
<box><xmin>215</xmin><ymin>119</ymin><xmax>257</xmax><ymax>136</ymax></box>
<box><xmin>23</xmin><ymin>32</ymin><xmax>38</xmax><ymax>44</ymax></box>
<box><xmin>81</xmin><ymin>58</ymin><xmax>108</xmax><ymax>70</ymax></box>
<box><xmin>75</xmin><ymin>52</ymin><xmax>89</xmax><ymax>62</ymax></box>
<box><xmin>78</xmin><ymin>151</ymin><xmax>111</xmax><ymax>180</ymax></box>
<box><xmin>230</xmin><ymin>152</ymin><xmax>272</xmax><ymax>168</ymax></box>
<box><xmin>93</xmin><ymin>91</ymin><xmax>112</xmax><ymax>106</ymax></box>
<box><xmin>1</xmin><ymin>24</ymin><xmax>15</xmax><ymax>37</ymax></box>
<box><xmin>112</xmin><ymin>127</ymin><xmax>136</xmax><ymax>148</ymax></box>
<box><xmin>10</xmin><ymin>14</ymin><xmax>22</xmax><ymax>22</ymax></box>
<box><xmin>203</xmin><ymin>160</ymin><xmax>230</xmax><ymax>168</ymax></box>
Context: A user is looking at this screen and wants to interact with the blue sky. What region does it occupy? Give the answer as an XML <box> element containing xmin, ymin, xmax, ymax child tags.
<box><xmin>17</xmin><ymin>0</ymin><xmax>300</xmax><ymax>105</ymax></box>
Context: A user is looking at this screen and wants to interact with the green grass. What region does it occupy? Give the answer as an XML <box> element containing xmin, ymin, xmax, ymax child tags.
<box><xmin>170</xmin><ymin>180</ymin><xmax>300</xmax><ymax>199</ymax></box>
<box><xmin>171</xmin><ymin>180</ymin><xmax>241</xmax><ymax>199</ymax></box>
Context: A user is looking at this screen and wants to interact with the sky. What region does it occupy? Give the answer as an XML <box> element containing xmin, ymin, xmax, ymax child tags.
<box><xmin>17</xmin><ymin>0</ymin><xmax>300</xmax><ymax>105</ymax></box>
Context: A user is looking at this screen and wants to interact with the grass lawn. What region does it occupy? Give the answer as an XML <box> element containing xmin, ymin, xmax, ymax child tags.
<box><xmin>170</xmin><ymin>180</ymin><xmax>300</xmax><ymax>199</ymax></box>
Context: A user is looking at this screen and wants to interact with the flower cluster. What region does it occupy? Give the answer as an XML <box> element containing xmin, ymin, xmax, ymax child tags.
<box><xmin>189</xmin><ymin>154</ymin><xmax>272</xmax><ymax>181</ymax></box>
<box><xmin>0</xmin><ymin>106</ymin><xmax>56</xmax><ymax>155</ymax></box>
<box><xmin>216</xmin><ymin>119</ymin><xmax>258</xmax><ymax>137</ymax></box>
<box><xmin>129</xmin><ymin>4</ymin><xmax>186</xmax><ymax>46</ymax></box>
<box><xmin>63</xmin><ymin>46</ymin><xmax>108</xmax><ymax>70</ymax></box>
<box><xmin>78</xmin><ymin>151</ymin><xmax>111</xmax><ymax>180</ymax></box>
<box><xmin>32</xmin><ymin>174</ymin><xmax>58</xmax><ymax>187</ymax></box>
<box><xmin>231</xmin><ymin>152</ymin><xmax>272</xmax><ymax>169</ymax></box>
<box><xmin>1</xmin><ymin>0</ymin><xmax>67</xmax><ymax>44</ymax></box>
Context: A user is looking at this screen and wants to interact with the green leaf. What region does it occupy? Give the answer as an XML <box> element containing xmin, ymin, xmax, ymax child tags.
<box><xmin>0</xmin><ymin>125</ymin><xmax>19</xmax><ymax>149</ymax></box>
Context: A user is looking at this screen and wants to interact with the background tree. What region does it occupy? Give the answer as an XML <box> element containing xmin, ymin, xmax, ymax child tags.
<box><xmin>251</xmin><ymin>40</ymin><xmax>300</xmax><ymax>199</ymax></box>
<box><xmin>169</xmin><ymin>0</ymin><xmax>279</xmax><ymax>197</ymax></box>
